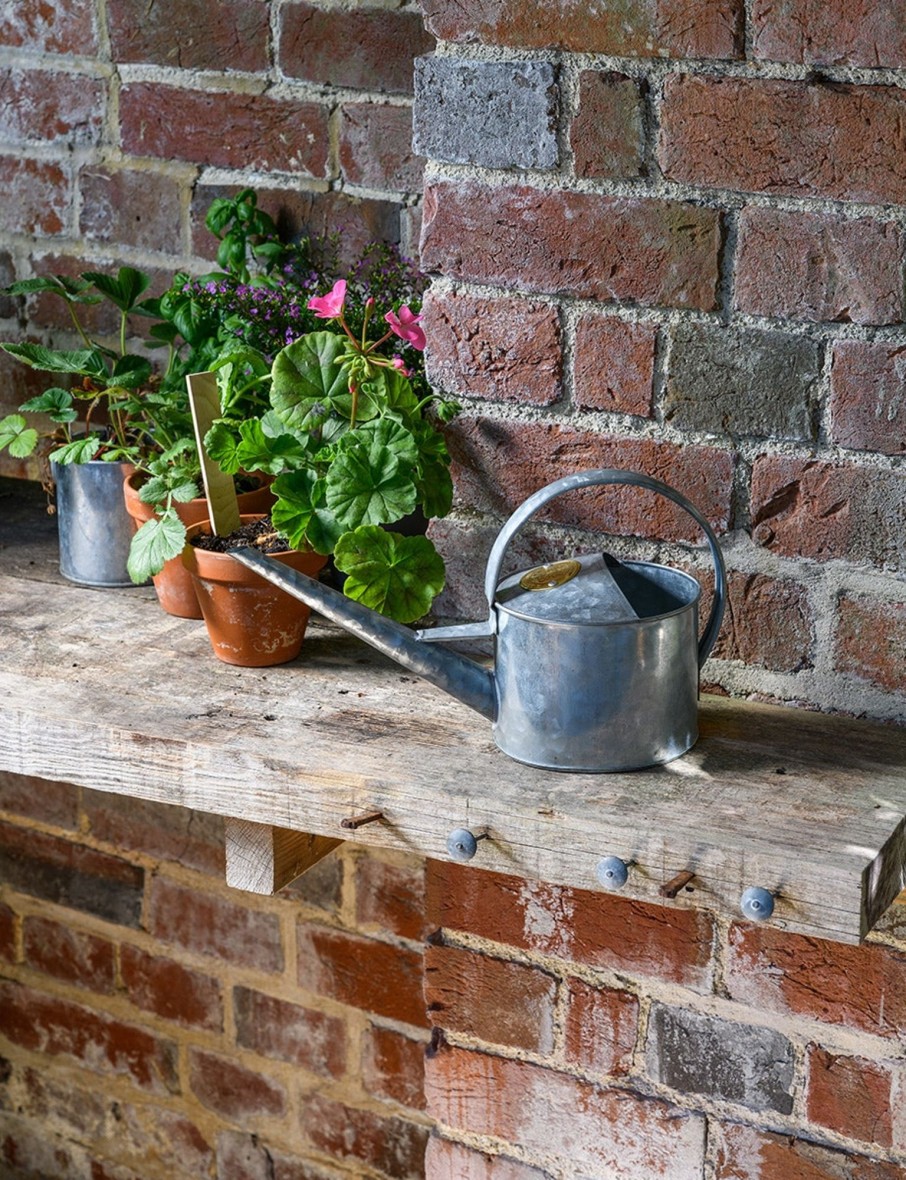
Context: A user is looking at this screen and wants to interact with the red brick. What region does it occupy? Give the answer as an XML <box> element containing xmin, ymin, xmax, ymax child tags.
<box><xmin>0</xmin><ymin>157</ymin><xmax>70</xmax><ymax>236</ymax></box>
<box><xmin>425</xmin><ymin>1137</ymin><xmax>549</xmax><ymax>1180</ymax></box>
<box><xmin>362</xmin><ymin>1024</ymin><xmax>426</xmax><ymax>1111</ymax></box>
<box><xmin>751</xmin><ymin>0</ymin><xmax>906</xmax><ymax>68</ymax></box>
<box><xmin>0</xmin><ymin>902</ymin><xmax>15</xmax><ymax>963</ymax></box>
<box><xmin>834</xmin><ymin>594</ymin><xmax>906</xmax><ymax>692</ymax></box>
<box><xmin>807</xmin><ymin>1047</ymin><xmax>896</xmax><ymax>1147</ymax></box>
<box><xmin>425</xmin><ymin>942</ymin><xmax>557</xmax><ymax>1054</ymax></box>
<box><xmin>421</xmin><ymin>0</ymin><xmax>742</xmax><ymax>58</ymax></box>
<box><xmin>0</xmin><ymin>979</ymin><xmax>179</xmax><ymax>1094</ymax></box>
<box><xmin>421</xmin><ymin>181</ymin><xmax>721</xmax><ymax>311</ymax></box>
<box><xmin>750</xmin><ymin>455</ymin><xmax>906</xmax><ymax>571</ymax></box>
<box><xmin>563</xmin><ymin>978</ymin><xmax>639</xmax><ymax>1075</ymax></box>
<box><xmin>300</xmin><ymin>1093</ymin><xmax>428</xmax><ymax>1178</ymax></box>
<box><xmin>78</xmin><ymin>168</ymin><xmax>185</xmax><ymax>254</ymax></box>
<box><xmin>573</xmin><ymin>316</ymin><xmax>656</xmax><ymax>416</ymax></box>
<box><xmin>120</xmin><ymin>944</ymin><xmax>222</xmax><ymax>1031</ymax></box>
<box><xmin>82</xmin><ymin>790</ymin><xmax>225</xmax><ymax>877</ymax></box>
<box><xmin>571</xmin><ymin>71</ymin><xmax>645</xmax><ymax>179</ymax></box>
<box><xmin>233</xmin><ymin>986</ymin><xmax>345</xmax><ymax>1077</ymax></box>
<box><xmin>23</xmin><ymin>916</ymin><xmax>115</xmax><ymax>993</ymax></box>
<box><xmin>735</xmin><ymin>209</ymin><xmax>904</xmax><ymax>325</ymax></box>
<box><xmin>280</xmin><ymin>4</ymin><xmax>435</xmax><ymax>94</ymax></box>
<box><xmin>0</xmin><ymin>0</ymin><xmax>97</xmax><ymax>53</ymax></box>
<box><xmin>188</xmin><ymin>1048</ymin><xmax>286</xmax><ymax>1121</ymax></box>
<box><xmin>355</xmin><ymin>853</ymin><xmax>426</xmax><ymax>941</ymax></box>
<box><xmin>0</xmin><ymin>820</ymin><xmax>144</xmax><ymax>927</ymax></box>
<box><xmin>422</xmin><ymin>289</ymin><xmax>563</xmax><ymax>407</ymax></box>
<box><xmin>829</xmin><ymin>341</ymin><xmax>906</xmax><ymax>456</ymax></box>
<box><xmin>428</xmin><ymin>862</ymin><xmax>715</xmax><ymax>992</ymax></box>
<box><xmin>726</xmin><ymin>923</ymin><xmax>906</xmax><ymax>1039</ymax></box>
<box><xmin>339</xmin><ymin>104</ymin><xmax>424</xmax><ymax>192</ymax></box>
<box><xmin>660</xmin><ymin>74</ymin><xmax>906</xmax><ymax>204</ymax></box>
<box><xmin>0</xmin><ymin>1117</ymin><xmax>88</xmax><ymax>1178</ymax></box>
<box><xmin>447</xmin><ymin>418</ymin><xmax>734</xmax><ymax>546</ymax></box>
<box><xmin>88</xmin><ymin>1099</ymin><xmax>213</xmax><ymax>1179</ymax></box>
<box><xmin>715</xmin><ymin>1121</ymin><xmax>903</xmax><ymax>1179</ymax></box>
<box><xmin>296</xmin><ymin>924</ymin><xmax>427</xmax><ymax>1027</ymax></box>
<box><xmin>0</xmin><ymin>772</ymin><xmax>77</xmax><ymax>828</ymax></box>
<box><xmin>712</xmin><ymin>572</ymin><xmax>815</xmax><ymax>672</ymax></box>
<box><xmin>426</xmin><ymin>1045</ymin><xmax>705</xmax><ymax>1177</ymax></box>
<box><xmin>108</xmin><ymin>0</ymin><xmax>270</xmax><ymax>70</ymax></box>
<box><xmin>147</xmin><ymin>877</ymin><xmax>283</xmax><ymax>973</ymax></box>
<box><xmin>120</xmin><ymin>84</ymin><xmax>329</xmax><ymax>176</ymax></box>
<box><xmin>0</xmin><ymin>69</ymin><xmax>104</xmax><ymax>146</ymax></box>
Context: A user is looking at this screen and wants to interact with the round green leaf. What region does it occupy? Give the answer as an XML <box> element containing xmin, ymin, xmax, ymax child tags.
<box><xmin>127</xmin><ymin>511</ymin><xmax>187</xmax><ymax>584</ymax></box>
<box><xmin>334</xmin><ymin>527</ymin><xmax>445</xmax><ymax>623</ymax></box>
<box><xmin>270</xmin><ymin>332</ymin><xmax>351</xmax><ymax>429</ymax></box>
<box><xmin>0</xmin><ymin>414</ymin><xmax>38</xmax><ymax>458</ymax></box>
<box><xmin>325</xmin><ymin>439</ymin><xmax>416</xmax><ymax>529</ymax></box>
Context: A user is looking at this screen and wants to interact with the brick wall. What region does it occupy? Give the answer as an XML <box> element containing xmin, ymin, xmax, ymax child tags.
<box><xmin>3</xmin><ymin>1</ymin><xmax>906</xmax><ymax>1178</ymax></box>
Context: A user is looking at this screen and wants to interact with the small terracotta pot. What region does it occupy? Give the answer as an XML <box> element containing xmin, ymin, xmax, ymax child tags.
<box><xmin>182</xmin><ymin>515</ymin><xmax>326</xmax><ymax>667</ymax></box>
<box><xmin>124</xmin><ymin>473</ymin><xmax>273</xmax><ymax>619</ymax></box>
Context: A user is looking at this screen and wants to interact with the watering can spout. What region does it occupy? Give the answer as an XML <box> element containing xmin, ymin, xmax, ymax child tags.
<box><xmin>230</xmin><ymin>548</ymin><xmax>498</xmax><ymax>722</ymax></box>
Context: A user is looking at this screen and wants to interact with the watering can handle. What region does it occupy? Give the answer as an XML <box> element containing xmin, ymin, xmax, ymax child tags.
<box><xmin>483</xmin><ymin>469</ymin><xmax>727</xmax><ymax>669</ymax></box>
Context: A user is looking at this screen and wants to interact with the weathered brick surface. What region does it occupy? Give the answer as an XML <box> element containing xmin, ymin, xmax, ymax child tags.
<box><xmin>751</xmin><ymin>0</ymin><xmax>906</xmax><ymax>68</ymax></box>
<box><xmin>414</xmin><ymin>58</ymin><xmax>558</xmax><ymax>170</ymax></box>
<box><xmin>120</xmin><ymin>84</ymin><xmax>330</xmax><ymax>176</ymax></box>
<box><xmin>0</xmin><ymin>157</ymin><xmax>70</xmax><ymax>236</ymax></box>
<box><xmin>425</xmin><ymin>1136</ymin><xmax>550</xmax><ymax>1179</ymax></box>
<box><xmin>807</xmin><ymin>1047</ymin><xmax>897</xmax><ymax>1147</ymax></box>
<box><xmin>447</xmin><ymin>418</ymin><xmax>734</xmax><ymax>545</ymax></box>
<box><xmin>339</xmin><ymin>104</ymin><xmax>424</xmax><ymax>193</ymax></box>
<box><xmin>22</xmin><ymin>916</ymin><xmax>115</xmax><ymax>994</ymax></box>
<box><xmin>82</xmin><ymin>790</ymin><xmax>225</xmax><ymax>876</ymax></box>
<box><xmin>834</xmin><ymin>594</ymin><xmax>906</xmax><ymax>692</ymax></box>
<box><xmin>107</xmin><ymin>0</ymin><xmax>270</xmax><ymax>70</ymax></box>
<box><xmin>714</xmin><ymin>1121</ymin><xmax>904</xmax><ymax>1179</ymax></box>
<box><xmin>279</xmin><ymin>3</ymin><xmax>435</xmax><ymax>94</ymax></box>
<box><xmin>573</xmin><ymin>315</ymin><xmax>656</xmax><ymax>416</ymax></box>
<box><xmin>563</xmin><ymin>978</ymin><xmax>639</xmax><ymax>1075</ymax></box>
<box><xmin>571</xmin><ymin>71</ymin><xmax>646</xmax><ymax>179</ymax></box>
<box><xmin>0</xmin><ymin>69</ymin><xmax>104</xmax><ymax>147</ymax></box>
<box><xmin>426</xmin><ymin>1044</ymin><xmax>706</xmax><ymax>1178</ymax></box>
<box><xmin>0</xmin><ymin>0</ymin><xmax>97</xmax><ymax>53</ymax></box>
<box><xmin>659</xmin><ymin>74</ymin><xmax>906</xmax><ymax>204</ymax></box>
<box><xmin>300</xmin><ymin>1093</ymin><xmax>429</xmax><ymax>1179</ymax></box>
<box><xmin>713</xmin><ymin>572</ymin><xmax>815</xmax><ymax>672</ymax></box>
<box><xmin>421</xmin><ymin>181</ymin><xmax>722</xmax><ymax>310</ymax></box>
<box><xmin>750</xmin><ymin>456</ymin><xmax>906</xmax><ymax>571</ymax></box>
<box><xmin>647</xmin><ymin>1004</ymin><xmax>795</xmax><ymax>1113</ymax></box>
<box><xmin>362</xmin><ymin>1024</ymin><xmax>426</xmax><ymax>1111</ymax></box>
<box><xmin>78</xmin><ymin>168</ymin><xmax>185</xmax><ymax>254</ymax></box>
<box><xmin>0</xmin><ymin>772</ymin><xmax>78</xmax><ymax>829</ymax></box>
<box><xmin>665</xmin><ymin>321</ymin><xmax>820</xmax><ymax>441</ymax></box>
<box><xmin>120</xmin><ymin>944</ymin><xmax>223</xmax><ymax>1031</ymax></box>
<box><xmin>279</xmin><ymin>848</ymin><xmax>343</xmax><ymax>913</ymax></box>
<box><xmin>425</xmin><ymin>941</ymin><xmax>557</xmax><ymax>1054</ymax></box>
<box><xmin>355</xmin><ymin>853</ymin><xmax>427</xmax><ymax>941</ymax></box>
<box><xmin>829</xmin><ymin>340</ymin><xmax>906</xmax><ymax>456</ymax></box>
<box><xmin>423</xmin><ymin>289</ymin><xmax>563</xmax><ymax>407</ymax></box>
<box><xmin>726</xmin><ymin>923</ymin><xmax>906</xmax><ymax>1039</ymax></box>
<box><xmin>428</xmin><ymin>862</ymin><xmax>716</xmax><ymax>991</ymax></box>
<box><xmin>233</xmin><ymin>986</ymin><xmax>346</xmax><ymax>1077</ymax></box>
<box><xmin>188</xmin><ymin>1048</ymin><xmax>286</xmax><ymax>1121</ymax></box>
<box><xmin>735</xmin><ymin>209</ymin><xmax>904</xmax><ymax>325</ymax></box>
<box><xmin>0</xmin><ymin>902</ymin><xmax>15</xmax><ymax>963</ymax></box>
<box><xmin>420</xmin><ymin>0</ymin><xmax>743</xmax><ymax>59</ymax></box>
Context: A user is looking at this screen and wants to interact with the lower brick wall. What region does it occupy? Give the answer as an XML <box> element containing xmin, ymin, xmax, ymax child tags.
<box><xmin>4</xmin><ymin>774</ymin><xmax>906</xmax><ymax>1180</ymax></box>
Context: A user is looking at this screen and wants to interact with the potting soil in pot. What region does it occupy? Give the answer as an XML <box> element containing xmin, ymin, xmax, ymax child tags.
<box><xmin>190</xmin><ymin>514</ymin><xmax>290</xmax><ymax>554</ymax></box>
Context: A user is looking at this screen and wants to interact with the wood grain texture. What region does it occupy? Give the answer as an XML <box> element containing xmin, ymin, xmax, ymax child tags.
<box><xmin>1</xmin><ymin>479</ymin><xmax>905</xmax><ymax>944</ymax></box>
<box><xmin>224</xmin><ymin>818</ymin><xmax>343</xmax><ymax>893</ymax></box>
<box><xmin>186</xmin><ymin>371</ymin><xmax>241</xmax><ymax>536</ymax></box>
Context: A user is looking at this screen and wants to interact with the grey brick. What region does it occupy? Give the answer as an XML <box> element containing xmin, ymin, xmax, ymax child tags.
<box><xmin>413</xmin><ymin>56</ymin><xmax>558</xmax><ymax>170</ymax></box>
<box><xmin>665</xmin><ymin>321</ymin><xmax>820</xmax><ymax>441</ymax></box>
<box><xmin>647</xmin><ymin>1004</ymin><xmax>795</xmax><ymax>1114</ymax></box>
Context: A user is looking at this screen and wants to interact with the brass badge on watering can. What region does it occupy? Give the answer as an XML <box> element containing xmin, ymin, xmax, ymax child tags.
<box><xmin>519</xmin><ymin>560</ymin><xmax>582</xmax><ymax>592</ymax></box>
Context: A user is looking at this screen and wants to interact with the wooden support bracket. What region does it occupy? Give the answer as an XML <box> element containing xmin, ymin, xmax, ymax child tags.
<box><xmin>224</xmin><ymin>818</ymin><xmax>343</xmax><ymax>895</ymax></box>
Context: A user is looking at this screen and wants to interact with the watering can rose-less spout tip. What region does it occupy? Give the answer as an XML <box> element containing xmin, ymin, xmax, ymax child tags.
<box><xmin>231</xmin><ymin>469</ymin><xmax>727</xmax><ymax>773</ymax></box>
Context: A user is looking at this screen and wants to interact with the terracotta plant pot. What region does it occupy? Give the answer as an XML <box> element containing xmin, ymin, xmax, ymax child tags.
<box><xmin>124</xmin><ymin>473</ymin><xmax>273</xmax><ymax>619</ymax></box>
<box><xmin>182</xmin><ymin>515</ymin><xmax>326</xmax><ymax>667</ymax></box>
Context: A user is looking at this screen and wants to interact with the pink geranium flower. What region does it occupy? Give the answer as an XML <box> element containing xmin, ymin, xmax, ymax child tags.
<box><xmin>307</xmin><ymin>279</ymin><xmax>347</xmax><ymax>319</ymax></box>
<box><xmin>391</xmin><ymin>355</ymin><xmax>412</xmax><ymax>377</ymax></box>
<box><xmin>384</xmin><ymin>305</ymin><xmax>426</xmax><ymax>351</ymax></box>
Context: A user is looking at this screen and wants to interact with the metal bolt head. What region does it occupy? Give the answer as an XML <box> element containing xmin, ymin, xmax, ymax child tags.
<box><xmin>596</xmin><ymin>855</ymin><xmax>630</xmax><ymax>889</ymax></box>
<box><xmin>740</xmin><ymin>886</ymin><xmax>775</xmax><ymax>922</ymax></box>
<box><xmin>447</xmin><ymin>828</ymin><xmax>478</xmax><ymax>862</ymax></box>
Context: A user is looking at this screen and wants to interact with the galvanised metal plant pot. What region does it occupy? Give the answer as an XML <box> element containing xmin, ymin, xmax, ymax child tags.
<box><xmin>52</xmin><ymin>458</ymin><xmax>136</xmax><ymax>588</ymax></box>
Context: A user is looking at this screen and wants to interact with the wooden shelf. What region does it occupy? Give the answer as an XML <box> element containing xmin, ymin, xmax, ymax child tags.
<box><xmin>1</xmin><ymin>478</ymin><xmax>905</xmax><ymax>945</ymax></box>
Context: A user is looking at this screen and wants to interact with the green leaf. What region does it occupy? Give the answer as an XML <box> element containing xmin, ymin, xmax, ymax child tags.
<box><xmin>49</xmin><ymin>435</ymin><xmax>102</xmax><ymax>464</ymax></box>
<box><xmin>82</xmin><ymin>267</ymin><xmax>151</xmax><ymax>313</ymax></box>
<box><xmin>237</xmin><ymin>419</ymin><xmax>309</xmax><ymax>474</ymax></box>
<box><xmin>19</xmin><ymin>387</ymin><xmax>77</xmax><ymax>424</ymax></box>
<box><xmin>270</xmin><ymin>332</ymin><xmax>351</xmax><ymax>429</ymax></box>
<box><xmin>326</xmin><ymin>434</ymin><xmax>416</xmax><ymax>529</ymax></box>
<box><xmin>127</xmin><ymin>510</ymin><xmax>187</xmax><ymax>584</ymax></box>
<box><xmin>3</xmin><ymin>275</ymin><xmax>101</xmax><ymax>305</ymax></box>
<box><xmin>334</xmin><ymin>527</ymin><xmax>445</xmax><ymax>623</ymax></box>
<box><xmin>0</xmin><ymin>414</ymin><xmax>38</xmax><ymax>458</ymax></box>
<box><xmin>204</xmin><ymin>421</ymin><xmax>243</xmax><ymax>475</ymax></box>
<box><xmin>1</xmin><ymin>342</ymin><xmax>107</xmax><ymax>378</ymax></box>
<box><xmin>110</xmin><ymin>354</ymin><xmax>152</xmax><ymax>389</ymax></box>
<box><xmin>270</xmin><ymin>470</ymin><xmax>321</xmax><ymax>550</ymax></box>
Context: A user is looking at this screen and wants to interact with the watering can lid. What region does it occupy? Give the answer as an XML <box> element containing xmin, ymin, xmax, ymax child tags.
<box><xmin>495</xmin><ymin>552</ymin><xmax>695</xmax><ymax>624</ymax></box>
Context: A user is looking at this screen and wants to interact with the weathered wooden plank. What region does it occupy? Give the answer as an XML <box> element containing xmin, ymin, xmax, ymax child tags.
<box><xmin>224</xmin><ymin>819</ymin><xmax>343</xmax><ymax>894</ymax></box>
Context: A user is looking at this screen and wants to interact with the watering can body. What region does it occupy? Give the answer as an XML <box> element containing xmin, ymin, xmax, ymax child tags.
<box><xmin>233</xmin><ymin>470</ymin><xmax>727</xmax><ymax>773</ymax></box>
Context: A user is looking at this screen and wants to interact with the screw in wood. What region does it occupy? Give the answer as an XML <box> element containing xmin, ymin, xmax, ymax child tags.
<box><xmin>340</xmin><ymin>810</ymin><xmax>384</xmax><ymax>830</ymax></box>
<box><xmin>660</xmin><ymin>869</ymin><xmax>695</xmax><ymax>898</ymax></box>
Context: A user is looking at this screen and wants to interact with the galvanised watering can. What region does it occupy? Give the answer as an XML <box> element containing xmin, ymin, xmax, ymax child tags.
<box><xmin>233</xmin><ymin>470</ymin><xmax>727</xmax><ymax>772</ymax></box>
